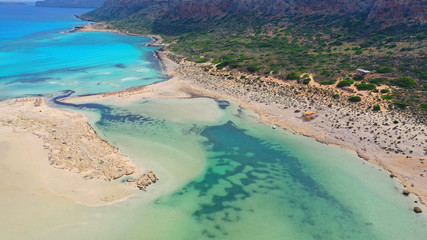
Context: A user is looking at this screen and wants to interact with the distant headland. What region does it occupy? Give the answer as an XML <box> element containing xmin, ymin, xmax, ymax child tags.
<box><xmin>35</xmin><ymin>0</ymin><xmax>105</xmax><ymax>8</ymax></box>
<box><xmin>0</xmin><ymin>2</ymin><xmax>27</xmax><ymax>5</ymax></box>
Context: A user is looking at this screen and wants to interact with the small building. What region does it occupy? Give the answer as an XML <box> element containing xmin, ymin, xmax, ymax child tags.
<box><xmin>356</xmin><ymin>69</ymin><xmax>371</xmax><ymax>76</ymax></box>
<box><xmin>303</xmin><ymin>111</ymin><xmax>317</xmax><ymax>121</ymax></box>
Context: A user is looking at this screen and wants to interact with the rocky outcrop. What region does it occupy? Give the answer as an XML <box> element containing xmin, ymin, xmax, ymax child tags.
<box><xmin>136</xmin><ymin>171</ymin><xmax>158</xmax><ymax>191</ymax></box>
<box><xmin>368</xmin><ymin>0</ymin><xmax>427</xmax><ymax>26</ymax></box>
<box><xmin>414</xmin><ymin>206</ymin><xmax>423</xmax><ymax>213</ymax></box>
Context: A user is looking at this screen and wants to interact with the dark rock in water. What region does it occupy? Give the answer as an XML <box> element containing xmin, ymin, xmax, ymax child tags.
<box><xmin>414</xmin><ymin>207</ymin><xmax>422</xmax><ymax>213</ymax></box>
<box><xmin>115</xmin><ymin>63</ymin><xmax>126</xmax><ymax>69</ymax></box>
<box><xmin>390</xmin><ymin>173</ymin><xmax>396</xmax><ymax>178</ymax></box>
<box><xmin>402</xmin><ymin>189</ymin><xmax>410</xmax><ymax>196</ymax></box>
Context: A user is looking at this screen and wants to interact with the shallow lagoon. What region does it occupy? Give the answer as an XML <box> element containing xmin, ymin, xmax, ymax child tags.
<box><xmin>1</xmin><ymin>5</ymin><xmax>427</xmax><ymax>240</ymax></box>
<box><xmin>39</xmin><ymin>98</ymin><xmax>427</xmax><ymax>240</ymax></box>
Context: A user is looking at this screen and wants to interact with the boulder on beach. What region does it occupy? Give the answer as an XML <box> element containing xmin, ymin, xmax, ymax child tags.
<box><xmin>403</xmin><ymin>189</ymin><xmax>410</xmax><ymax>196</ymax></box>
<box><xmin>414</xmin><ymin>207</ymin><xmax>422</xmax><ymax>213</ymax></box>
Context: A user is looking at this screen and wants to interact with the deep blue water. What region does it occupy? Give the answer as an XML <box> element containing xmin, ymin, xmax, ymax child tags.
<box><xmin>0</xmin><ymin>4</ymin><xmax>90</xmax><ymax>40</ymax></box>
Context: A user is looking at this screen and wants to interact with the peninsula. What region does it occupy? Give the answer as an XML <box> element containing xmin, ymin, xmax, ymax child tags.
<box><xmin>0</xmin><ymin>97</ymin><xmax>157</xmax><ymax>206</ymax></box>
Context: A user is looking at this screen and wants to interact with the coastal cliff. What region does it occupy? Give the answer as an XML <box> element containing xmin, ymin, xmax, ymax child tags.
<box><xmin>84</xmin><ymin>0</ymin><xmax>426</xmax><ymax>31</ymax></box>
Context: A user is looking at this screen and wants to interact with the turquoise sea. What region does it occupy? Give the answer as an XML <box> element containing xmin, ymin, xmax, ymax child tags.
<box><xmin>1</xmin><ymin>4</ymin><xmax>427</xmax><ymax>240</ymax></box>
<box><xmin>0</xmin><ymin>4</ymin><xmax>166</xmax><ymax>99</ymax></box>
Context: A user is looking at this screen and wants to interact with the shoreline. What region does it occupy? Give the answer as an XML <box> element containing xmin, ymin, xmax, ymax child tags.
<box><xmin>0</xmin><ymin>97</ymin><xmax>160</xmax><ymax>206</ymax></box>
<box><xmin>68</xmin><ymin>22</ymin><xmax>427</xmax><ymax>207</ymax></box>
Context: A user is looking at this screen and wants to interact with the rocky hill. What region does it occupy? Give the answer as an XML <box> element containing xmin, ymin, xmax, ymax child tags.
<box><xmin>83</xmin><ymin>0</ymin><xmax>426</xmax><ymax>32</ymax></box>
<box><xmin>36</xmin><ymin>0</ymin><xmax>105</xmax><ymax>8</ymax></box>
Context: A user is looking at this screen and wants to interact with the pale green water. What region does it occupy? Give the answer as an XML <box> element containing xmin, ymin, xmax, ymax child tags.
<box><xmin>38</xmin><ymin>97</ymin><xmax>427</xmax><ymax>240</ymax></box>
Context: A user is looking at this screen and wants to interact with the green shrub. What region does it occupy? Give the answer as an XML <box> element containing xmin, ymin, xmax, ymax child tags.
<box><xmin>419</xmin><ymin>72</ymin><xmax>427</xmax><ymax>80</ymax></box>
<box><xmin>332</xmin><ymin>41</ymin><xmax>343</xmax><ymax>46</ymax></box>
<box><xmin>372</xmin><ymin>105</ymin><xmax>381</xmax><ymax>111</ymax></box>
<box><xmin>348</xmin><ymin>96</ymin><xmax>362</xmax><ymax>102</ymax></box>
<box><xmin>320</xmin><ymin>70</ymin><xmax>332</xmax><ymax>76</ymax></box>
<box><xmin>424</xmin><ymin>83</ymin><xmax>427</xmax><ymax>90</ymax></box>
<box><xmin>370</xmin><ymin>78</ymin><xmax>388</xmax><ymax>85</ymax></box>
<box><xmin>332</xmin><ymin>94</ymin><xmax>340</xmax><ymax>99</ymax></box>
<box><xmin>247</xmin><ymin>65</ymin><xmax>260</xmax><ymax>73</ymax></box>
<box><xmin>302</xmin><ymin>78</ymin><xmax>311</xmax><ymax>84</ymax></box>
<box><xmin>353</xmin><ymin>75</ymin><xmax>364</xmax><ymax>81</ymax></box>
<box><xmin>391</xmin><ymin>77</ymin><xmax>417</xmax><ymax>88</ymax></box>
<box><xmin>380</xmin><ymin>89</ymin><xmax>390</xmax><ymax>93</ymax></box>
<box><xmin>376</xmin><ymin>67</ymin><xmax>393</xmax><ymax>73</ymax></box>
<box><xmin>355</xmin><ymin>82</ymin><xmax>376</xmax><ymax>91</ymax></box>
<box><xmin>195</xmin><ymin>57</ymin><xmax>209</xmax><ymax>63</ymax></box>
<box><xmin>394</xmin><ymin>102</ymin><xmax>409</xmax><ymax>109</ymax></box>
<box><xmin>320</xmin><ymin>79</ymin><xmax>337</xmax><ymax>85</ymax></box>
<box><xmin>336</xmin><ymin>79</ymin><xmax>355</xmax><ymax>88</ymax></box>
<box><xmin>421</xmin><ymin>103</ymin><xmax>427</xmax><ymax>109</ymax></box>
<box><xmin>212</xmin><ymin>59</ymin><xmax>221</xmax><ymax>64</ymax></box>
<box><xmin>286</xmin><ymin>72</ymin><xmax>301</xmax><ymax>80</ymax></box>
<box><xmin>216</xmin><ymin>62</ymin><xmax>227</xmax><ymax>69</ymax></box>
<box><xmin>381</xmin><ymin>95</ymin><xmax>394</xmax><ymax>100</ymax></box>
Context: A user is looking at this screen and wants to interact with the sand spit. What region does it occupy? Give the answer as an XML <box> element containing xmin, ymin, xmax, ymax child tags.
<box><xmin>0</xmin><ymin>98</ymin><xmax>157</xmax><ymax>206</ymax></box>
<box><xmin>72</xmin><ymin>22</ymin><xmax>164</xmax><ymax>45</ymax></box>
<box><xmin>65</xmin><ymin>46</ymin><xmax>427</xmax><ymax>206</ymax></box>
<box><xmin>1</xmin><ymin>97</ymin><xmax>137</xmax><ymax>180</ymax></box>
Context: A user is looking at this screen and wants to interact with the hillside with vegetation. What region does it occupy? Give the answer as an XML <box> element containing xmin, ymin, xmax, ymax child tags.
<box><xmin>81</xmin><ymin>0</ymin><xmax>427</xmax><ymax>116</ymax></box>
